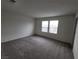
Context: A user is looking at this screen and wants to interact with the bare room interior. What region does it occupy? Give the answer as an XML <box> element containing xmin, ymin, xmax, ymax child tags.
<box><xmin>1</xmin><ymin>0</ymin><xmax>78</xmax><ymax>59</ymax></box>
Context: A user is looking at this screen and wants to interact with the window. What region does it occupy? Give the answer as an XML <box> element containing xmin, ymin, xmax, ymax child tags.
<box><xmin>41</xmin><ymin>21</ymin><xmax>48</xmax><ymax>32</ymax></box>
<box><xmin>41</xmin><ymin>20</ymin><xmax>59</xmax><ymax>34</ymax></box>
<box><xmin>49</xmin><ymin>20</ymin><xmax>59</xmax><ymax>34</ymax></box>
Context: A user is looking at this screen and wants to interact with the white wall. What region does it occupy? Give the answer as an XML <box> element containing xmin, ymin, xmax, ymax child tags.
<box><xmin>73</xmin><ymin>23</ymin><xmax>78</xmax><ymax>59</ymax></box>
<box><xmin>73</xmin><ymin>13</ymin><xmax>78</xmax><ymax>59</ymax></box>
<box><xmin>35</xmin><ymin>15</ymin><xmax>75</xmax><ymax>44</ymax></box>
<box><xmin>1</xmin><ymin>10</ymin><xmax>35</xmax><ymax>42</ymax></box>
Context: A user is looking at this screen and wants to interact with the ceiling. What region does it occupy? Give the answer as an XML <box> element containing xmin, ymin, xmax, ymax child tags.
<box><xmin>2</xmin><ymin>0</ymin><xmax>78</xmax><ymax>18</ymax></box>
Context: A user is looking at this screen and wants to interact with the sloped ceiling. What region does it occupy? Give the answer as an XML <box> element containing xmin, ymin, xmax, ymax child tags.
<box><xmin>2</xmin><ymin>0</ymin><xmax>78</xmax><ymax>18</ymax></box>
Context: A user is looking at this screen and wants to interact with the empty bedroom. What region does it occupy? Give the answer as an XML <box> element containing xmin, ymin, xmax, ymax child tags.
<box><xmin>1</xmin><ymin>0</ymin><xmax>78</xmax><ymax>59</ymax></box>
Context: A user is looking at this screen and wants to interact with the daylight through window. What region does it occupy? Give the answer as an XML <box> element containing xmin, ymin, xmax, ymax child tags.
<box><xmin>41</xmin><ymin>20</ymin><xmax>59</xmax><ymax>34</ymax></box>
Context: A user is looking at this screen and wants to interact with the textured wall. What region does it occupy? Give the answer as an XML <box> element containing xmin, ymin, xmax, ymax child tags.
<box><xmin>1</xmin><ymin>10</ymin><xmax>35</xmax><ymax>42</ymax></box>
<box><xmin>35</xmin><ymin>15</ymin><xmax>75</xmax><ymax>44</ymax></box>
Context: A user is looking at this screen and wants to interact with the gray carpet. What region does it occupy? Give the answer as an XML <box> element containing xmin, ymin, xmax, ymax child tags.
<box><xmin>1</xmin><ymin>36</ymin><xmax>74</xmax><ymax>59</ymax></box>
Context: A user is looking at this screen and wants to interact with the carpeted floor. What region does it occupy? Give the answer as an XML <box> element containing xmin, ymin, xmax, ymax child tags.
<box><xmin>1</xmin><ymin>36</ymin><xmax>74</xmax><ymax>59</ymax></box>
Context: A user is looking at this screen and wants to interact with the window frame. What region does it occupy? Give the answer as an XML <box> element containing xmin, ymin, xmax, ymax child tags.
<box><xmin>41</xmin><ymin>20</ymin><xmax>49</xmax><ymax>32</ymax></box>
<box><xmin>41</xmin><ymin>20</ymin><xmax>59</xmax><ymax>34</ymax></box>
<box><xmin>49</xmin><ymin>20</ymin><xmax>59</xmax><ymax>34</ymax></box>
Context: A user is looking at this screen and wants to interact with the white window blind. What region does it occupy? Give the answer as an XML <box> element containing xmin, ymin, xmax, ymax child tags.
<box><xmin>49</xmin><ymin>20</ymin><xmax>59</xmax><ymax>34</ymax></box>
<box><xmin>41</xmin><ymin>20</ymin><xmax>59</xmax><ymax>34</ymax></box>
<box><xmin>41</xmin><ymin>21</ymin><xmax>48</xmax><ymax>32</ymax></box>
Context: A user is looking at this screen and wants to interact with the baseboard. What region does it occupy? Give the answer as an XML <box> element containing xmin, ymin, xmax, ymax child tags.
<box><xmin>1</xmin><ymin>34</ymin><xmax>33</xmax><ymax>44</ymax></box>
<box><xmin>33</xmin><ymin>34</ymin><xmax>72</xmax><ymax>48</ymax></box>
<box><xmin>2</xmin><ymin>34</ymin><xmax>72</xmax><ymax>48</ymax></box>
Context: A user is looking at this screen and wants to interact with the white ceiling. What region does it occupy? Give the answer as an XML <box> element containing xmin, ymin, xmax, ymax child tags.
<box><xmin>2</xmin><ymin>0</ymin><xmax>78</xmax><ymax>18</ymax></box>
